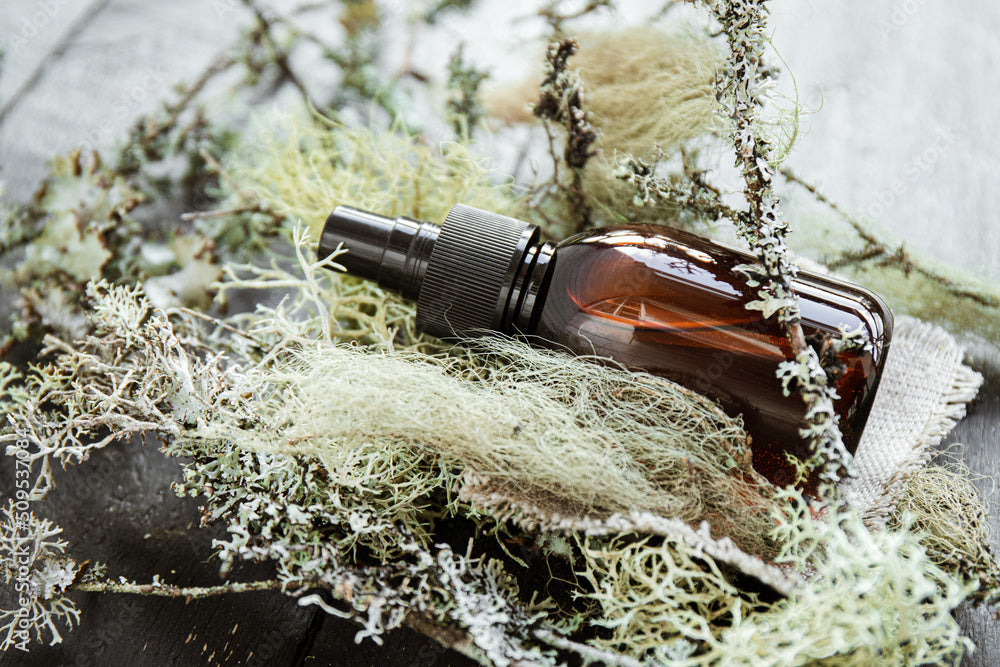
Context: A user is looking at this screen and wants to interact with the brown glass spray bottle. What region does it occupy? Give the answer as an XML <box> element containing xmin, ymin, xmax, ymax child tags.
<box><xmin>318</xmin><ymin>203</ymin><xmax>893</xmax><ymax>489</ymax></box>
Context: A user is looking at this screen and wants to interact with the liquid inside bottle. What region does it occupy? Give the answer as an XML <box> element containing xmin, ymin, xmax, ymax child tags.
<box><xmin>518</xmin><ymin>226</ymin><xmax>892</xmax><ymax>489</ymax></box>
<box><xmin>318</xmin><ymin>204</ymin><xmax>894</xmax><ymax>490</ymax></box>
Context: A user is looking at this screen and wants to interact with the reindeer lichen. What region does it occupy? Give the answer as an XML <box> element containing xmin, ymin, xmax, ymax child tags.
<box><xmin>0</xmin><ymin>502</ymin><xmax>86</xmax><ymax>651</ymax></box>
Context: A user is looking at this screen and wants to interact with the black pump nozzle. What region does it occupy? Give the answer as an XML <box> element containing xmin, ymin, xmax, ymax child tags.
<box><xmin>318</xmin><ymin>206</ymin><xmax>439</xmax><ymax>300</ymax></box>
<box><xmin>318</xmin><ymin>204</ymin><xmax>539</xmax><ymax>338</ymax></box>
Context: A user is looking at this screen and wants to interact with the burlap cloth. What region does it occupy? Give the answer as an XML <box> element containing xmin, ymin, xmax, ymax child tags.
<box><xmin>844</xmin><ymin>315</ymin><xmax>985</xmax><ymax>527</ymax></box>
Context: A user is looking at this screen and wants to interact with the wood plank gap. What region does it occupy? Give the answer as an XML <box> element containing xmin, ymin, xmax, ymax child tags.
<box><xmin>0</xmin><ymin>0</ymin><xmax>114</xmax><ymax>128</ymax></box>
<box><xmin>290</xmin><ymin>607</ymin><xmax>326</xmax><ymax>666</ymax></box>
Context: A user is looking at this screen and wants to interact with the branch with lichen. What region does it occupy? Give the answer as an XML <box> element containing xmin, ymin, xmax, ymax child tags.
<box><xmin>446</xmin><ymin>45</ymin><xmax>489</xmax><ymax>139</ymax></box>
<box><xmin>699</xmin><ymin>0</ymin><xmax>855</xmax><ymax>492</ymax></box>
<box><xmin>532</xmin><ymin>38</ymin><xmax>599</xmax><ymax>232</ymax></box>
<box><xmin>70</xmin><ymin>578</ymin><xmax>289</xmax><ymax>599</ymax></box>
<box><xmin>780</xmin><ymin>167</ymin><xmax>1000</xmax><ymax>309</ymax></box>
<box><xmin>537</xmin><ymin>0</ymin><xmax>614</xmax><ymax>32</ymax></box>
<box><xmin>614</xmin><ymin>148</ymin><xmax>750</xmax><ymax>226</ymax></box>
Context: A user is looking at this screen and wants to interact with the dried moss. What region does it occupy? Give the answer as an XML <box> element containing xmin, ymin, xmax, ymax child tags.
<box><xmin>890</xmin><ymin>461</ymin><xmax>1000</xmax><ymax>604</ymax></box>
<box><xmin>580</xmin><ymin>491</ymin><xmax>973</xmax><ymax>665</ymax></box>
<box><xmin>574</xmin><ymin>27</ymin><xmax>721</xmax><ymax>159</ymax></box>
<box><xmin>227</xmin><ymin>114</ymin><xmax>524</xmax><ymax>237</ymax></box>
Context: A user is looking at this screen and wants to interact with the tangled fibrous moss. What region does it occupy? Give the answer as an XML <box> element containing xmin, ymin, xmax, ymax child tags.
<box><xmin>573</xmin><ymin>27</ymin><xmax>721</xmax><ymax>159</ymax></box>
<box><xmin>579</xmin><ymin>490</ymin><xmax>973</xmax><ymax>665</ymax></box>
<box><xmin>486</xmin><ymin>26</ymin><xmax>724</xmax><ymax>227</ymax></box>
<box><xmin>890</xmin><ymin>462</ymin><xmax>1000</xmax><ymax>605</ymax></box>
<box><xmin>486</xmin><ymin>26</ymin><xmax>721</xmax><ymax>158</ymax></box>
<box><xmin>227</xmin><ymin>114</ymin><xmax>523</xmax><ymax>238</ymax></box>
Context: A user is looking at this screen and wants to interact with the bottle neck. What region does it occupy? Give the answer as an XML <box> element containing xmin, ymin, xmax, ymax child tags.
<box><xmin>501</xmin><ymin>240</ymin><xmax>556</xmax><ymax>335</ymax></box>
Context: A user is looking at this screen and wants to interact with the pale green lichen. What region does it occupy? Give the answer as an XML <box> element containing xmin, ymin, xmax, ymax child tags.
<box><xmin>226</xmin><ymin>114</ymin><xmax>524</xmax><ymax>238</ymax></box>
<box><xmin>716</xmin><ymin>492</ymin><xmax>972</xmax><ymax>665</ymax></box>
<box><xmin>890</xmin><ymin>461</ymin><xmax>1000</xmax><ymax>606</ymax></box>
<box><xmin>0</xmin><ymin>502</ymin><xmax>82</xmax><ymax>651</ymax></box>
<box><xmin>573</xmin><ymin>27</ymin><xmax>725</xmax><ymax>224</ymax></box>
<box><xmin>580</xmin><ymin>490</ymin><xmax>973</xmax><ymax>665</ymax></box>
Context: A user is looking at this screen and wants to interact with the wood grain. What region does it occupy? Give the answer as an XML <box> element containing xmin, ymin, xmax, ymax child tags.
<box><xmin>951</xmin><ymin>337</ymin><xmax>1000</xmax><ymax>666</ymax></box>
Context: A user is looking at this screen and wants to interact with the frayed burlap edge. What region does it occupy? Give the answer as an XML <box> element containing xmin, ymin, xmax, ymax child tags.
<box><xmin>844</xmin><ymin>316</ymin><xmax>984</xmax><ymax>528</ymax></box>
<box><xmin>458</xmin><ymin>472</ymin><xmax>800</xmax><ymax>596</ymax></box>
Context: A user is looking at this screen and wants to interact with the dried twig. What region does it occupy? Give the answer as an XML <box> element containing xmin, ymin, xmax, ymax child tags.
<box><xmin>533</xmin><ymin>38</ymin><xmax>598</xmax><ymax>232</ymax></box>
<box><xmin>780</xmin><ymin>167</ymin><xmax>1000</xmax><ymax>308</ymax></box>
<box><xmin>71</xmin><ymin>578</ymin><xmax>290</xmax><ymax>599</ymax></box>
<box><xmin>702</xmin><ymin>0</ymin><xmax>855</xmax><ymax>492</ymax></box>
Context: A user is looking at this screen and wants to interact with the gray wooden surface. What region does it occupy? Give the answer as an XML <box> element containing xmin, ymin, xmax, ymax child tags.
<box><xmin>952</xmin><ymin>334</ymin><xmax>1000</xmax><ymax>665</ymax></box>
<box><xmin>2</xmin><ymin>1</ymin><xmax>998</xmax><ymax>664</ymax></box>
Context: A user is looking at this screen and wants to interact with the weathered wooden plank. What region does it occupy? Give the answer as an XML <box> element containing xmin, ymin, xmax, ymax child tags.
<box><xmin>0</xmin><ymin>0</ymin><xmax>109</xmax><ymax>112</ymax></box>
<box><xmin>302</xmin><ymin>616</ymin><xmax>479</xmax><ymax>667</ymax></box>
<box><xmin>770</xmin><ymin>1</ymin><xmax>1000</xmax><ymax>284</ymax></box>
<box><xmin>951</xmin><ymin>337</ymin><xmax>1000</xmax><ymax>666</ymax></box>
<box><xmin>0</xmin><ymin>0</ymin><xmax>240</xmax><ymax>200</ymax></box>
<box><xmin>0</xmin><ymin>438</ymin><xmax>320</xmax><ymax>667</ymax></box>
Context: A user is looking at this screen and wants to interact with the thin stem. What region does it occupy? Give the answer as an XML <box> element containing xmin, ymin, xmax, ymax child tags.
<box><xmin>72</xmin><ymin>579</ymin><xmax>290</xmax><ymax>599</ymax></box>
<box><xmin>533</xmin><ymin>628</ymin><xmax>646</xmax><ymax>667</ymax></box>
<box><xmin>240</xmin><ymin>0</ymin><xmax>315</xmax><ymax>106</ymax></box>
<box><xmin>781</xmin><ymin>167</ymin><xmax>1000</xmax><ymax>308</ymax></box>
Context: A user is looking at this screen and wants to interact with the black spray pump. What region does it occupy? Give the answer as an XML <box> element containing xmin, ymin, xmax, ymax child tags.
<box><xmin>318</xmin><ymin>203</ymin><xmax>893</xmax><ymax>490</ymax></box>
<box><xmin>318</xmin><ymin>204</ymin><xmax>547</xmax><ymax>339</ymax></box>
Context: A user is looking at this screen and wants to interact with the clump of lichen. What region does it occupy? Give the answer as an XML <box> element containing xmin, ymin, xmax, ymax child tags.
<box><xmin>0</xmin><ymin>501</ymin><xmax>93</xmax><ymax>652</ymax></box>
<box><xmin>485</xmin><ymin>25</ymin><xmax>725</xmax><ymax>230</ymax></box>
<box><xmin>574</xmin><ymin>27</ymin><xmax>721</xmax><ymax>159</ymax></box>
<box><xmin>227</xmin><ymin>115</ymin><xmax>524</xmax><ymax>238</ymax></box>
<box><xmin>0</xmin><ymin>150</ymin><xmax>144</xmax><ymax>350</ymax></box>
<box><xmin>572</xmin><ymin>27</ymin><xmax>726</xmax><ymax>223</ymax></box>
<box><xmin>889</xmin><ymin>461</ymin><xmax>1000</xmax><ymax>605</ymax></box>
<box><xmin>580</xmin><ymin>490</ymin><xmax>972</xmax><ymax>665</ymax></box>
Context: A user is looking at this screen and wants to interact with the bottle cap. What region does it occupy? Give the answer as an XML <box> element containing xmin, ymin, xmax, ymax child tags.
<box><xmin>416</xmin><ymin>204</ymin><xmax>538</xmax><ymax>338</ymax></box>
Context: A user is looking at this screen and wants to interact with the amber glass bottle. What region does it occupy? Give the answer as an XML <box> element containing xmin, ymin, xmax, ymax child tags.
<box><xmin>318</xmin><ymin>203</ymin><xmax>893</xmax><ymax>488</ymax></box>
